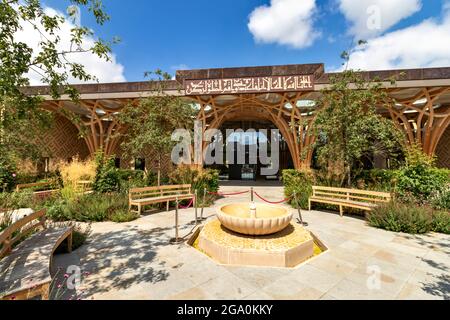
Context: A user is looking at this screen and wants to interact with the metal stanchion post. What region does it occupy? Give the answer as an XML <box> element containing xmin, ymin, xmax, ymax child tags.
<box><xmin>294</xmin><ymin>191</ymin><xmax>308</xmax><ymax>226</ymax></box>
<box><xmin>199</xmin><ymin>188</ymin><xmax>207</xmax><ymax>221</ymax></box>
<box><xmin>170</xmin><ymin>197</ymin><xmax>184</xmax><ymax>244</ymax></box>
<box><xmin>194</xmin><ymin>189</ymin><xmax>198</xmax><ymax>225</ymax></box>
<box><xmin>251</xmin><ymin>187</ymin><xmax>254</xmax><ymax>202</ymax></box>
<box><xmin>175</xmin><ymin>199</ymin><xmax>179</xmax><ymax>239</ymax></box>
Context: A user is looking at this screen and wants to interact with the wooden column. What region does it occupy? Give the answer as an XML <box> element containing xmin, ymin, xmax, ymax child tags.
<box><xmin>388</xmin><ymin>87</ymin><xmax>450</xmax><ymax>156</ymax></box>
<box><xmin>193</xmin><ymin>93</ymin><xmax>317</xmax><ymax>170</ymax></box>
<box><xmin>45</xmin><ymin>99</ymin><xmax>127</xmax><ymax>157</ymax></box>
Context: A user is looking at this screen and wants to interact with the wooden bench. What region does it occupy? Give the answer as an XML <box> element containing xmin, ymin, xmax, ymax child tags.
<box><xmin>129</xmin><ymin>184</ymin><xmax>194</xmax><ymax>215</ymax></box>
<box><xmin>15</xmin><ymin>181</ymin><xmax>60</xmax><ymax>199</ymax></box>
<box><xmin>75</xmin><ymin>180</ymin><xmax>93</xmax><ymax>194</ymax></box>
<box><xmin>0</xmin><ymin>209</ymin><xmax>73</xmax><ymax>300</ymax></box>
<box><xmin>308</xmin><ymin>186</ymin><xmax>391</xmax><ymax>217</ymax></box>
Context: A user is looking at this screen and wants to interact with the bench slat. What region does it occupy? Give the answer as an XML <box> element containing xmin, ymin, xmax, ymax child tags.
<box><xmin>310</xmin><ymin>196</ymin><xmax>377</xmax><ymax>207</ymax></box>
<box><xmin>130</xmin><ymin>194</ymin><xmax>191</xmax><ymax>201</ymax></box>
<box><xmin>15</xmin><ymin>182</ymin><xmax>57</xmax><ymax>192</ymax></box>
<box><xmin>309</xmin><ymin>186</ymin><xmax>391</xmax><ymax>217</ymax></box>
<box><xmin>130</xmin><ymin>184</ymin><xmax>191</xmax><ymax>193</ymax></box>
<box><xmin>10</xmin><ymin>220</ymin><xmax>45</xmax><ymax>247</ymax></box>
<box><xmin>129</xmin><ymin>184</ymin><xmax>193</xmax><ymax>214</ymax></box>
<box><xmin>309</xmin><ymin>197</ymin><xmax>376</xmax><ymax>212</ymax></box>
<box><xmin>0</xmin><ymin>226</ymin><xmax>72</xmax><ymax>300</ymax></box>
<box><xmin>131</xmin><ymin>194</ymin><xmax>194</xmax><ymax>204</ymax></box>
<box><xmin>314</xmin><ymin>191</ymin><xmax>389</xmax><ymax>203</ymax></box>
<box><xmin>0</xmin><ymin>209</ymin><xmax>46</xmax><ymax>245</ymax></box>
<box><xmin>312</xmin><ymin>186</ymin><xmax>391</xmax><ymax>198</ymax></box>
<box><xmin>131</xmin><ymin>188</ymin><xmax>190</xmax><ymax>196</ymax></box>
<box><xmin>347</xmin><ymin>195</ymin><xmax>390</xmax><ymax>203</ymax></box>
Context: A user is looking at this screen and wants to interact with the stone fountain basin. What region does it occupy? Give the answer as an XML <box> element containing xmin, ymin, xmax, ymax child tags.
<box><xmin>216</xmin><ymin>202</ymin><xmax>293</xmax><ymax>235</ymax></box>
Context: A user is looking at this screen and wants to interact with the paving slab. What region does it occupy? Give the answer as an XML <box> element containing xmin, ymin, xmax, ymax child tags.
<box><xmin>49</xmin><ymin>183</ymin><xmax>449</xmax><ymax>300</ymax></box>
<box><xmin>326</xmin><ymin>278</ymin><xmax>396</xmax><ymax>300</ymax></box>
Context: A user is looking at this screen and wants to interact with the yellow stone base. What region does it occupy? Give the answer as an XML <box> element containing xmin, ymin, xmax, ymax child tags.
<box><xmin>195</xmin><ymin>219</ymin><xmax>316</xmax><ymax>268</ymax></box>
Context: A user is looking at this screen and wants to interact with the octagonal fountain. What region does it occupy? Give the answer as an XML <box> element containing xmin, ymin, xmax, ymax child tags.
<box><xmin>192</xmin><ymin>202</ymin><xmax>325</xmax><ymax>268</ymax></box>
<box><xmin>217</xmin><ymin>202</ymin><xmax>293</xmax><ymax>235</ymax></box>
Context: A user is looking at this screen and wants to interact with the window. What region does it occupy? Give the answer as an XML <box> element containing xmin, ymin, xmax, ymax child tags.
<box><xmin>135</xmin><ymin>158</ymin><xmax>145</xmax><ymax>171</ymax></box>
<box><xmin>37</xmin><ymin>157</ymin><xmax>50</xmax><ymax>173</ymax></box>
<box><xmin>45</xmin><ymin>158</ymin><xmax>50</xmax><ymax>172</ymax></box>
<box><xmin>115</xmin><ymin>157</ymin><xmax>121</xmax><ymax>169</ymax></box>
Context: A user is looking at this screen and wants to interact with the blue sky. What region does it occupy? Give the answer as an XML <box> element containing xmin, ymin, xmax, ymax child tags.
<box><xmin>40</xmin><ymin>0</ymin><xmax>449</xmax><ymax>83</ymax></box>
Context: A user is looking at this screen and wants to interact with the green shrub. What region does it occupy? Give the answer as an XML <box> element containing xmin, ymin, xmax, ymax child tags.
<box><xmin>15</xmin><ymin>171</ymin><xmax>64</xmax><ymax>188</ymax></box>
<box><xmin>116</xmin><ymin>169</ymin><xmax>158</xmax><ymax>190</ymax></box>
<box><xmin>116</xmin><ymin>169</ymin><xmax>138</xmax><ymax>181</ymax></box>
<box><xmin>145</xmin><ymin>170</ymin><xmax>159</xmax><ymax>187</ymax></box>
<box><xmin>69</xmin><ymin>194</ymin><xmax>116</xmax><ymax>222</ymax></box>
<box><xmin>354</xmin><ymin>169</ymin><xmax>398</xmax><ymax>192</ymax></box>
<box><xmin>169</xmin><ymin>167</ymin><xmax>219</xmax><ymax>192</ymax></box>
<box><xmin>118</xmin><ymin>169</ymin><xmax>144</xmax><ymax>185</ymax></box>
<box><xmin>367</xmin><ymin>202</ymin><xmax>449</xmax><ymax>234</ymax></box>
<box><xmin>0</xmin><ymin>190</ymin><xmax>34</xmax><ymax>211</ymax></box>
<box><xmin>46</xmin><ymin>192</ymin><xmax>134</xmax><ymax>223</ymax></box>
<box><xmin>196</xmin><ymin>169</ymin><xmax>219</xmax><ymax>194</ymax></box>
<box><xmin>395</xmin><ymin>145</ymin><xmax>450</xmax><ymax>205</ymax></box>
<box><xmin>431</xmin><ymin>211</ymin><xmax>450</xmax><ymax>234</ymax></box>
<box><xmin>352</xmin><ymin>166</ymin><xmax>449</xmax><ymax>206</ymax></box>
<box><xmin>0</xmin><ymin>211</ymin><xmax>12</xmax><ymax>232</ymax></box>
<box><xmin>60</xmin><ymin>185</ymin><xmax>78</xmax><ymax>202</ymax></box>
<box><xmin>314</xmin><ymin>168</ymin><xmax>344</xmax><ymax>188</ymax></box>
<box><xmin>109</xmin><ymin>209</ymin><xmax>140</xmax><ymax>223</ymax></box>
<box><xmin>168</xmin><ymin>167</ymin><xmax>219</xmax><ymax>207</ymax></box>
<box><xmin>396</xmin><ymin>167</ymin><xmax>449</xmax><ymax>204</ymax></box>
<box><xmin>430</xmin><ymin>186</ymin><xmax>450</xmax><ymax>211</ymax></box>
<box><xmin>93</xmin><ymin>152</ymin><xmax>120</xmax><ymax>193</ymax></box>
<box><xmin>15</xmin><ymin>172</ymin><xmax>40</xmax><ymax>185</ymax></box>
<box><xmin>282</xmin><ymin>169</ymin><xmax>315</xmax><ymax>210</ymax></box>
<box><xmin>45</xmin><ymin>198</ymin><xmax>71</xmax><ymax>221</ymax></box>
<box><xmin>0</xmin><ymin>161</ymin><xmax>16</xmax><ymax>192</ymax></box>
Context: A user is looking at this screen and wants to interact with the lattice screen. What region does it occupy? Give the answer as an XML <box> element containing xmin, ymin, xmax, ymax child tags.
<box><xmin>38</xmin><ymin>115</ymin><xmax>90</xmax><ymax>162</ymax></box>
<box><xmin>113</xmin><ymin>139</ymin><xmax>174</xmax><ymax>176</ymax></box>
<box><xmin>435</xmin><ymin>126</ymin><xmax>450</xmax><ymax>168</ymax></box>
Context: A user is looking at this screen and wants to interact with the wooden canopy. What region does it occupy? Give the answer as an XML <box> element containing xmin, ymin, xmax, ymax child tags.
<box><xmin>30</xmin><ymin>63</ymin><xmax>450</xmax><ymax>169</ymax></box>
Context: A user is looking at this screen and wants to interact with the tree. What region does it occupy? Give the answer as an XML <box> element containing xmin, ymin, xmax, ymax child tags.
<box><xmin>1</xmin><ymin>0</ymin><xmax>114</xmax><ymax>102</ymax></box>
<box><xmin>0</xmin><ymin>0</ymin><xmax>114</xmax><ymax>183</ymax></box>
<box><xmin>93</xmin><ymin>150</ymin><xmax>120</xmax><ymax>193</ymax></box>
<box><xmin>117</xmin><ymin>70</ymin><xmax>196</xmax><ymax>185</ymax></box>
<box><xmin>0</xmin><ymin>95</ymin><xmax>55</xmax><ymax>188</ymax></box>
<box><xmin>313</xmin><ymin>69</ymin><xmax>405</xmax><ymax>187</ymax></box>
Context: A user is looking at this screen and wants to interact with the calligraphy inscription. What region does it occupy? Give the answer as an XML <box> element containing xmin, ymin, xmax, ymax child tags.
<box><xmin>185</xmin><ymin>75</ymin><xmax>314</xmax><ymax>95</ymax></box>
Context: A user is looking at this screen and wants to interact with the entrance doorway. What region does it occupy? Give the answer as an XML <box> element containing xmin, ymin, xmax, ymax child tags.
<box><xmin>205</xmin><ymin>120</ymin><xmax>294</xmax><ymax>181</ymax></box>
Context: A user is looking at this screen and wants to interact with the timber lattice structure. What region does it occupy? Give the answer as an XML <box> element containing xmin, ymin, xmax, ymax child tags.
<box><xmin>25</xmin><ymin>63</ymin><xmax>450</xmax><ymax>169</ymax></box>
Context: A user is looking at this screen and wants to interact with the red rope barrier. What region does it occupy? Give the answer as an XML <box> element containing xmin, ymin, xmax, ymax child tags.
<box><xmin>254</xmin><ymin>192</ymin><xmax>292</xmax><ymax>204</ymax></box>
<box><xmin>208</xmin><ymin>190</ymin><xmax>249</xmax><ymax>197</ymax></box>
<box><xmin>179</xmin><ymin>197</ymin><xmax>194</xmax><ymax>209</ymax></box>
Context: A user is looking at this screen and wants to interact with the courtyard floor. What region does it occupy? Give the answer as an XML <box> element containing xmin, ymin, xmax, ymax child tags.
<box><xmin>53</xmin><ymin>183</ymin><xmax>450</xmax><ymax>300</ymax></box>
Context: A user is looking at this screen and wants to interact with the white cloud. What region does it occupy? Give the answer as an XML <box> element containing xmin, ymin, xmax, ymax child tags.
<box><xmin>338</xmin><ymin>0</ymin><xmax>422</xmax><ymax>38</ymax></box>
<box><xmin>15</xmin><ymin>6</ymin><xmax>126</xmax><ymax>85</ymax></box>
<box><xmin>171</xmin><ymin>64</ymin><xmax>189</xmax><ymax>71</ymax></box>
<box><xmin>170</xmin><ymin>64</ymin><xmax>189</xmax><ymax>80</ymax></box>
<box><xmin>344</xmin><ymin>8</ymin><xmax>450</xmax><ymax>71</ymax></box>
<box><xmin>248</xmin><ymin>0</ymin><xmax>320</xmax><ymax>49</ymax></box>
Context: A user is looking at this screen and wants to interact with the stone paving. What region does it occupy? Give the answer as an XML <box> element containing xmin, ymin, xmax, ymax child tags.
<box><xmin>53</xmin><ymin>182</ymin><xmax>450</xmax><ymax>300</ymax></box>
